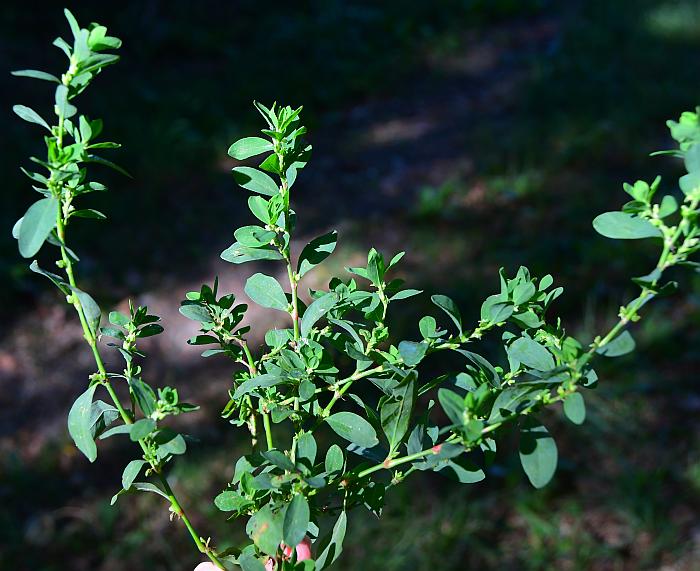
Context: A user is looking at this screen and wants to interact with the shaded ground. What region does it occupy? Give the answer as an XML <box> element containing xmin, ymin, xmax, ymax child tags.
<box><xmin>2</xmin><ymin>1</ymin><xmax>700</xmax><ymax>570</ymax></box>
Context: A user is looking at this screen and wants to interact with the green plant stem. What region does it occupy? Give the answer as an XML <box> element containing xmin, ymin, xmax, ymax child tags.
<box><xmin>262</xmin><ymin>412</ymin><xmax>274</xmax><ymax>451</ymax></box>
<box><xmin>53</xmin><ymin>123</ymin><xmax>226</xmax><ymax>571</ymax></box>
<box><xmin>580</xmin><ymin>193</ymin><xmax>699</xmax><ymax>369</ymax></box>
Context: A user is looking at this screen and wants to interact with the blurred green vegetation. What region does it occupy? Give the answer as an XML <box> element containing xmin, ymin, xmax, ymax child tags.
<box><xmin>2</xmin><ymin>0</ymin><xmax>700</xmax><ymax>570</ymax></box>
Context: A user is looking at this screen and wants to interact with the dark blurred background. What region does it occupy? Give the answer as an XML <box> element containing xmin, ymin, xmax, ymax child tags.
<box><xmin>2</xmin><ymin>1</ymin><xmax>700</xmax><ymax>569</ymax></box>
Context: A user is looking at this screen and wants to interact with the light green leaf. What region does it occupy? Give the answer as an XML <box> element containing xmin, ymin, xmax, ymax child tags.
<box><xmin>680</xmin><ymin>171</ymin><xmax>700</xmax><ymax>196</ymax></box>
<box><xmin>221</xmin><ymin>241</ymin><xmax>284</xmax><ymax>264</ymax></box>
<box><xmin>18</xmin><ymin>197</ymin><xmax>58</xmax><ymax>258</ymax></box>
<box><xmin>326</xmin><ymin>412</ymin><xmax>378</xmax><ymax>448</ymax></box>
<box><xmin>247</xmin><ymin>504</ymin><xmax>283</xmax><ymax>556</ymax></box>
<box><xmin>55</xmin><ymin>84</ymin><xmax>77</xmax><ymax>119</ymax></box>
<box><xmin>68</xmin><ymin>385</ymin><xmax>98</xmax><ymax>462</ymax></box>
<box><xmin>122</xmin><ymin>459</ymin><xmax>146</xmax><ymax>489</ymax></box>
<box><xmin>13</xmin><ymin>105</ymin><xmax>51</xmax><ymax>130</ymax></box>
<box><xmin>488</xmin><ymin>387</ymin><xmax>537</xmax><ymax>423</ymax></box>
<box><xmin>596</xmin><ymin>330</ymin><xmax>635</xmax><ymax>357</ymax></box>
<box><xmin>238</xmin><ymin>553</ymin><xmax>267</xmax><ymax>571</ymax></box>
<box><xmin>296</xmin><ymin>432</ymin><xmax>317</xmax><ymax>465</ymax></box>
<box><xmin>12</xmin><ymin>69</ymin><xmax>60</xmax><ymax>83</ymax></box>
<box><xmin>68</xmin><ymin>285</ymin><xmax>101</xmax><ymax>336</ymax></box>
<box><xmin>519</xmin><ymin>419</ymin><xmax>558</xmax><ymax>489</ymax></box>
<box><xmin>563</xmin><ymin>393</ymin><xmax>586</xmax><ymax>425</ymax></box>
<box><xmin>508</xmin><ymin>337</ymin><xmax>554</xmax><ymax>371</ymax></box>
<box><xmin>283</xmin><ymin>494</ymin><xmax>310</xmax><ymax>547</ymax></box>
<box><xmin>592</xmin><ymin>211</ymin><xmax>662</xmax><ymax>240</ymax></box>
<box><xmin>398</xmin><ymin>340</ymin><xmax>428</xmax><ymax>366</ymax></box>
<box><xmin>324</xmin><ymin>444</ymin><xmax>344</xmax><ymax>474</ymax></box>
<box><xmin>233</xmin><ymin>374</ymin><xmax>285</xmax><ymax>399</ymax></box>
<box><xmin>301</xmin><ymin>293</ymin><xmax>337</xmax><ymax>337</ymax></box>
<box><xmin>129</xmin><ymin>418</ymin><xmax>155</xmax><ymax>441</ymax></box>
<box><xmin>215</xmin><ymin>491</ymin><xmax>253</xmax><ymax>513</ymax></box>
<box><xmin>245</xmin><ymin>273</ymin><xmax>288</xmax><ymax>311</ymax></box>
<box><xmin>228</xmin><ymin>137</ymin><xmax>274</xmax><ymax>160</ymax></box>
<box><xmin>232</xmin><ymin>166</ymin><xmax>279</xmax><ymax>196</ymax></box>
<box><xmin>234</xmin><ymin>225</ymin><xmax>276</xmax><ymax>248</ymax></box>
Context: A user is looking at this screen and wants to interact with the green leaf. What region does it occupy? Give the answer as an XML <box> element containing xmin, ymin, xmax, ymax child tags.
<box><xmin>215</xmin><ymin>491</ymin><xmax>253</xmax><ymax>513</ymax></box>
<box><xmin>261</xmin><ymin>449</ymin><xmax>295</xmax><ymax>472</ymax></box>
<box><xmin>228</xmin><ymin>137</ymin><xmax>274</xmax><ymax>160</ymax></box>
<box><xmin>658</xmin><ymin>195</ymin><xmax>678</xmax><ymax>218</ymax></box>
<box><xmin>685</xmin><ymin>144</ymin><xmax>700</xmax><ymax>172</ymax></box>
<box><xmin>508</xmin><ymin>337</ymin><xmax>554</xmax><ymax>371</ymax></box>
<box><xmin>232</xmin><ymin>166</ymin><xmax>279</xmax><ymax>196</ymax></box>
<box><xmin>283</xmin><ymin>494</ymin><xmax>310</xmax><ymax>547</ymax></box>
<box><xmin>122</xmin><ymin>459</ymin><xmax>146</xmax><ymax>489</ymax></box>
<box><xmin>12</xmin><ymin>69</ymin><xmax>60</xmax><ymax>83</ymax></box>
<box><xmin>247</xmin><ymin>504</ymin><xmax>283</xmax><ymax>556</ymax></box>
<box><xmin>298</xmin><ymin>231</ymin><xmax>338</xmax><ymax>278</ymax></box>
<box><xmin>18</xmin><ymin>197</ymin><xmax>58</xmax><ymax>257</ymax></box>
<box><xmin>324</xmin><ymin>444</ymin><xmax>344</xmax><ymax>474</ymax></box>
<box><xmin>130</xmin><ymin>377</ymin><xmax>157</xmax><ymax>416</ymax></box>
<box><xmin>563</xmin><ymin>393</ymin><xmax>586</xmax><ymax>425</ymax></box>
<box><xmin>519</xmin><ymin>419</ymin><xmax>558</xmax><ymax>489</ymax></box>
<box><xmin>238</xmin><ymin>553</ymin><xmax>267</xmax><ymax>571</ymax></box>
<box><xmin>71</xmin><ymin>208</ymin><xmax>106</xmax><ymax>220</ymax></box>
<box><xmin>680</xmin><ymin>171</ymin><xmax>700</xmax><ymax>196</ymax></box>
<box><xmin>431</xmin><ymin>294</ymin><xmax>462</xmax><ymax>333</ymax></box>
<box><xmin>68</xmin><ymin>385</ymin><xmax>98</xmax><ymax>462</ymax></box>
<box><xmin>296</xmin><ymin>432</ymin><xmax>317</xmax><ymax>465</ymax></box>
<box><xmin>488</xmin><ymin>387</ymin><xmax>537</xmax><ymax>423</ymax></box>
<box><xmin>245</xmin><ymin>273</ymin><xmax>288</xmax><ymax>311</ymax></box>
<box><xmin>381</xmin><ymin>376</ymin><xmax>415</xmax><ymax>451</ymax></box>
<box><xmin>28</xmin><ymin>260</ymin><xmax>68</xmax><ymax>293</ymax></box>
<box><xmin>112</xmin><ymin>482</ymin><xmax>170</xmax><ymax>505</ymax></box>
<box><xmin>513</xmin><ymin>282</ymin><xmax>536</xmax><ymax>305</ymax></box>
<box><xmin>248</xmin><ymin>196</ymin><xmax>271</xmax><ymax>224</ymax></box>
<box><xmin>55</xmin><ymin>84</ymin><xmax>77</xmax><ymax>119</ymax></box>
<box><xmin>438</xmin><ymin>388</ymin><xmax>465</xmax><ymax>426</ymax></box>
<box><xmin>596</xmin><ymin>330</ymin><xmax>635</xmax><ymax>357</ymax></box>
<box><xmin>233</xmin><ymin>374</ymin><xmax>284</xmax><ymax>399</ymax></box>
<box><xmin>419</xmin><ymin>316</ymin><xmax>438</xmax><ymax>338</ymax></box>
<box><xmin>592</xmin><ymin>212</ymin><xmax>662</xmax><ymax>240</ymax></box>
<box><xmin>316</xmin><ymin>511</ymin><xmax>347</xmax><ymax>570</ymax></box>
<box><xmin>13</xmin><ymin>105</ymin><xmax>51</xmax><ymax>130</ymax></box>
<box><xmin>398</xmin><ymin>340</ymin><xmax>428</xmax><ymax>366</ymax></box>
<box><xmin>69</xmin><ymin>285</ymin><xmax>101</xmax><ymax>336</ymax></box>
<box><xmin>221</xmin><ymin>242</ymin><xmax>284</xmax><ymax>264</ymax></box>
<box><xmin>86</xmin><ymin>155</ymin><xmax>131</xmax><ymax>177</ymax></box>
<box><xmin>391</xmin><ymin>289</ymin><xmax>423</xmax><ymax>301</ymax></box>
<box><xmin>129</xmin><ymin>418</ymin><xmax>155</xmax><ymax>441</ymax></box>
<box><xmin>234</xmin><ymin>225</ymin><xmax>276</xmax><ymax>248</ymax></box>
<box><xmin>155</xmin><ymin>430</ymin><xmax>187</xmax><ymax>459</ymax></box>
<box><xmin>326</xmin><ymin>412</ymin><xmax>378</xmax><ymax>448</ymax></box>
<box><xmin>301</xmin><ymin>293</ymin><xmax>337</xmax><ymax>337</ymax></box>
<box><xmin>481</xmin><ymin>296</ymin><xmax>514</xmax><ymax>323</ymax></box>
<box><xmin>179</xmin><ymin>303</ymin><xmax>212</xmax><ymax>322</ymax></box>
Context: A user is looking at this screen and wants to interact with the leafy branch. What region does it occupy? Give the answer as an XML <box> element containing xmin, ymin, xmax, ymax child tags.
<box><xmin>12</xmin><ymin>9</ymin><xmax>700</xmax><ymax>571</ymax></box>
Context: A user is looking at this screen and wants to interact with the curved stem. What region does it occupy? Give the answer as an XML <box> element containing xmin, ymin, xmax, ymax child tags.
<box><xmin>53</xmin><ymin>106</ymin><xmax>226</xmax><ymax>571</ymax></box>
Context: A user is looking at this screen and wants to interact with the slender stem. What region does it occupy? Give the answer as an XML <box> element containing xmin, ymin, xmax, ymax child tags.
<box><xmin>53</xmin><ymin>110</ymin><xmax>225</xmax><ymax>571</ymax></box>
<box><xmin>357</xmin><ymin>448</ymin><xmax>436</xmax><ymax>479</ymax></box>
<box><xmin>262</xmin><ymin>412</ymin><xmax>274</xmax><ymax>451</ymax></box>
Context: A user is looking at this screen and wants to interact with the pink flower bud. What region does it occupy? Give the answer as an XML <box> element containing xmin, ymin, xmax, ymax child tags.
<box><xmin>194</xmin><ymin>563</ymin><xmax>220</xmax><ymax>571</ymax></box>
<box><xmin>295</xmin><ymin>537</ymin><xmax>312</xmax><ymax>561</ymax></box>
